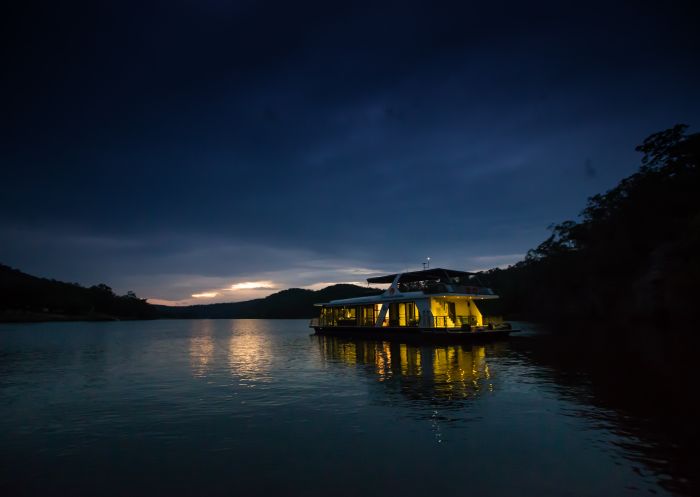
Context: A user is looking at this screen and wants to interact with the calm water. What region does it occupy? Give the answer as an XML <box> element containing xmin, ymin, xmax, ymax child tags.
<box><xmin>0</xmin><ymin>320</ymin><xmax>694</xmax><ymax>496</ymax></box>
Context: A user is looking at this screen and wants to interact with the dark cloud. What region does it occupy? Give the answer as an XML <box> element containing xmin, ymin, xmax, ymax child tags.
<box><xmin>2</xmin><ymin>0</ymin><xmax>699</xmax><ymax>302</ymax></box>
<box><xmin>584</xmin><ymin>159</ymin><xmax>597</xmax><ymax>179</ymax></box>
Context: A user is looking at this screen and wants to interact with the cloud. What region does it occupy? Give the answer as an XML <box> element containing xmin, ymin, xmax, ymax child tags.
<box><xmin>228</xmin><ymin>281</ymin><xmax>276</xmax><ymax>291</ymax></box>
<box><xmin>584</xmin><ymin>158</ymin><xmax>597</xmax><ymax>178</ymax></box>
<box><xmin>336</xmin><ymin>267</ymin><xmax>386</xmax><ymax>275</ymax></box>
<box><xmin>5</xmin><ymin>1</ymin><xmax>694</xmax><ymax>307</ymax></box>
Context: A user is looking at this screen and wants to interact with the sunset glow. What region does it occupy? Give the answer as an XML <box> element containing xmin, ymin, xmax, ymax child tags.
<box><xmin>229</xmin><ymin>281</ymin><xmax>276</xmax><ymax>291</ymax></box>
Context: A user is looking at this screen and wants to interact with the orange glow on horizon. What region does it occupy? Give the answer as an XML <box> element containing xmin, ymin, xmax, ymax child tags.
<box><xmin>229</xmin><ymin>281</ymin><xmax>275</xmax><ymax>291</ymax></box>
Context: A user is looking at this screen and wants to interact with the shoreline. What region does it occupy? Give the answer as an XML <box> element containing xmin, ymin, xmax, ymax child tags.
<box><xmin>0</xmin><ymin>310</ymin><xmax>154</xmax><ymax>323</ymax></box>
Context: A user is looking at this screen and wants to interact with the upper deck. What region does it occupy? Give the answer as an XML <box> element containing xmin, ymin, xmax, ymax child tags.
<box><xmin>318</xmin><ymin>267</ymin><xmax>498</xmax><ymax>307</ymax></box>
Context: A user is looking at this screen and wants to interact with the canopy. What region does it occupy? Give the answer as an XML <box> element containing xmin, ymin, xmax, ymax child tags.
<box><xmin>367</xmin><ymin>268</ymin><xmax>475</xmax><ymax>284</ymax></box>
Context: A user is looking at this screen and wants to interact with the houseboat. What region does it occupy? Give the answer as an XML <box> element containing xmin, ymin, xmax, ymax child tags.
<box><xmin>310</xmin><ymin>268</ymin><xmax>518</xmax><ymax>341</ymax></box>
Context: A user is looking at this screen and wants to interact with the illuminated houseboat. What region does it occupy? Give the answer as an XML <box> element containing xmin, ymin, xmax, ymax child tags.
<box><xmin>310</xmin><ymin>268</ymin><xmax>517</xmax><ymax>340</ymax></box>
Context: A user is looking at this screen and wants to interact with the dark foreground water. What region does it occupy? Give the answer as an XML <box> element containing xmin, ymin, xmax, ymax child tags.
<box><xmin>0</xmin><ymin>320</ymin><xmax>696</xmax><ymax>497</ymax></box>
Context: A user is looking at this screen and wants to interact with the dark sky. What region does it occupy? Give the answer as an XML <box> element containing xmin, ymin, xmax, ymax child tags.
<box><xmin>2</xmin><ymin>0</ymin><xmax>699</xmax><ymax>304</ymax></box>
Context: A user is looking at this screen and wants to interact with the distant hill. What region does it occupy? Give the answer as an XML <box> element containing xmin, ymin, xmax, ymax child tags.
<box><xmin>0</xmin><ymin>264</ymin><xmax>382</xmax><ymax>322</ymax></box>
<box><xmin>155</xmin><ymin>284</ymin><xmax>383</xmax><ymax>319</ymax></box>
<box><xmin>0</xmin><ymin>264</ymin><xmax>156</xmax><ymax>321</ymax></box>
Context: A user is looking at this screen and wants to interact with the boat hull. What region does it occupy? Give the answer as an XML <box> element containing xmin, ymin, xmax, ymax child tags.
<box><xmin>312</xmin><ymin>326</ymin><xmax>517</xmax><ymax>343</ymax></box>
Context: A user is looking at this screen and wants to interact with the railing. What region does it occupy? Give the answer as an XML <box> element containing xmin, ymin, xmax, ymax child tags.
<box><xmin>314</xmin><ymin>315</ymin><xmax>418</xmax><ymax>328</ymax></box>
<box><xmin>420</xmin><ymin>284</ymin><xmax>495</xmax><ymax>295</ymax></box>
<box><xmin>432</xmin><ymin>315</ymin><xmax>478</xmax><ymax>328</ymax></box>
<box><xmin>453</xmin><ymin>286</ymin><xmax>495</xmax><ymax>295</ymax></box>
<box><xmin>315</xmin><ymin>316</ymin><xmax>366</xmax><ymax>327</ymax></box>
<box><xmin>483</xmin><ymin>315</ymin><xmax>503</xmax><ymax>326</ymax></box>
<box><xmin>314</xmin><ymin>314</ymin><xmax>489</xmax><ymax>329</ymax></box>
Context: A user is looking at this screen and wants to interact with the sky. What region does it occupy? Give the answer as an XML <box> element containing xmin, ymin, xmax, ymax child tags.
<box><xmin>2</xmin><ymin>0</ymin><xmax>699</xmax><ymax>305</ymax></box>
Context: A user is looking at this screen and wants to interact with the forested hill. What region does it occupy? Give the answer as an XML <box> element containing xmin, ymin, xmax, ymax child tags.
<box><xmin>0</xmin><ymin>264</ymin><xmax>382</xmax><ymax>321</ymax></box>
<box><xmin>479</xmin><ymin>124</ymin><xmax>700</xmax><ymax>335</ymax></box>
<box><xmin>0</xmin><ymin>264</ymin><xmax>156</xmax><ymax>321</ymax></box>
<box><xmin>155</xmin><ymin>284</ymin><xmax>382</xmax><ymax>319</ymax></box>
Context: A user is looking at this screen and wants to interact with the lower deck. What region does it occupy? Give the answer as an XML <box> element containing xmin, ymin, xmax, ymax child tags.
<box><xmin>312</xmin><ymin>323</ymin><xmax>517</xmax><ymax>343</ymax></box>
<box><xmin>316</xmin><ymin>295</ymin><xmax>503</xmax><ymax>331</ymax></box>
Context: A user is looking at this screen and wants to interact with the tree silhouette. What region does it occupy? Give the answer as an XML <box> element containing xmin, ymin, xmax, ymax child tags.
<box><xmin>481</xmin><ymin>124</ymin><xmax>699</xmax><ymax>334</ymax></box>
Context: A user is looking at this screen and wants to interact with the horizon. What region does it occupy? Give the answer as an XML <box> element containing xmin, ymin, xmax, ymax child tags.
<box><xmin>2</xmin><ymin>1</ymin><xmax>699</xmax><ymax>305</ymax></box>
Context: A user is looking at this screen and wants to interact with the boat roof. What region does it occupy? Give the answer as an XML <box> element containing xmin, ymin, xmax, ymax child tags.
<box><xmin>317</xmin><ymin>291</ymin><xmax>498</xmax><ymax>307</ymax></box>
<box><xmin>367</xmin><ymin>267</ymin><xmax>475</xmax><ymax>284</ymax></box>
<box><xmin>319</xmin><ymin>291</ymin><xmax>426</xmax><ymax>306</ymax></box>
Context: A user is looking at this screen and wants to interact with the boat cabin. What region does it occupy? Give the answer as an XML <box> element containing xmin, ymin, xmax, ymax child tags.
<box><xmin>312</xmin><ymin>268</ymin><xmax>503</xmax><ymax>332</ymax></box>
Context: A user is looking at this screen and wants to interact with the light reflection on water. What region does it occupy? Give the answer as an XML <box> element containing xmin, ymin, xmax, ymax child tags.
<box><xmin>189</xmin><ymin>319</ymin><xmax>214</xmax><ymax>377</ymax></box>
<box><xmin>226</xmin><ymin>321</ymin><xmax>274</xmax><ymax>387</ymax></box>
<box><xmin>0</xmin><ymin>319</ymin><xmax>694</xmax><ymax>497</ymax></box>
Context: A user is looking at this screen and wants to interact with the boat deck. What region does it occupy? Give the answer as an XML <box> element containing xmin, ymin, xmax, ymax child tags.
<box><xmin>313</xmin><ymin>326</ymin><xmax>518</xmax><ymax>343</ymax></box>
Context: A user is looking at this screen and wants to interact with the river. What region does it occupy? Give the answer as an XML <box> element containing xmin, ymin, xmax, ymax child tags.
<box><xmin>0</xmin><ymin>319</ymin><xmax>694</xmax><ymax>496</ymax></box>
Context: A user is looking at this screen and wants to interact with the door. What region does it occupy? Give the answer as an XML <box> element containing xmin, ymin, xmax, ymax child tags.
<box><xmin>447</xmin><ymin>301</ymin><xmax>456</xmax><ymax>325</ymax></box>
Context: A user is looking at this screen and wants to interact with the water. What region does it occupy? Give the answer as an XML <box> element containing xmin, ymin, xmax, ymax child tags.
<box><xmin>0</xmin><ymin>320</ymin><xmax>694</xmax><ymax>496</ymax></box>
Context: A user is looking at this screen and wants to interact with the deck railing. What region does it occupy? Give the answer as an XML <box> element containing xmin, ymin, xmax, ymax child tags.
<box><xmin>420</xmin><ymin>284</ymin><xmax>495</xmax><ymax>295</ymax></box>
<box><xmin>314</xmin><ymin>315</ymin><xmax>485</xmax><ymax>329</ymax></box>
<box><xmin>432</xmin><ymin>315</ymin><xmax>478</xmax><ymax>328</ymax></box>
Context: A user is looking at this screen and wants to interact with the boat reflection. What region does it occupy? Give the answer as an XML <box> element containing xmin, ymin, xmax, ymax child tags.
<box><xmin>317</xmin><ymin>336</ymin><xmax>508</xmax><ymax>406</ymax></box>
<box><xmin>315</xmin><ymin>332</ymin><xmax>696</xmax><ymax>494</ymax></box>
